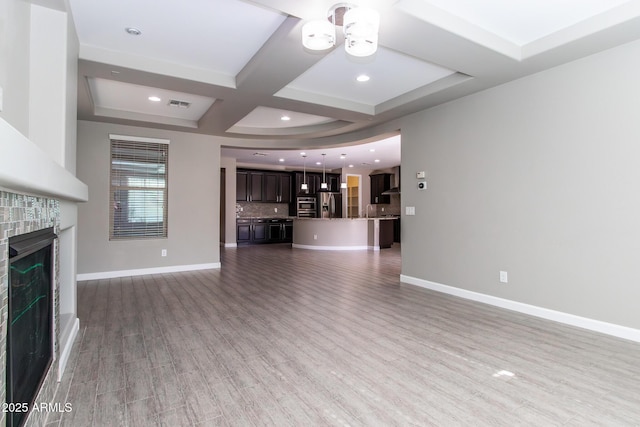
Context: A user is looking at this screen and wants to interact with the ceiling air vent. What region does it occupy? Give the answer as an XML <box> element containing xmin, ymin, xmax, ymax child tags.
<box><xmin>168</xmin><ymin>99</ymin><xmax>191</xmax><ymax>108</ymax></box>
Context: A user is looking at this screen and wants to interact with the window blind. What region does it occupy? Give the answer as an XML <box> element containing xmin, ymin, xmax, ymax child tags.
<box><xmin>110</xmin><ymin>139</ymin><xmax>168</xmax><ymax>240</ymax></box>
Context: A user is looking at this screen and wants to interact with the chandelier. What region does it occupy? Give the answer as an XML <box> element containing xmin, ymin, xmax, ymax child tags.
<box><xmin>302</xmin><ymin>3</ymin><xmax>380</xmax><ymax>57</ymax></box>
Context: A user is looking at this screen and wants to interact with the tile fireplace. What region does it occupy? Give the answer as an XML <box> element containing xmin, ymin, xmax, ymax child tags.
<box><xmin>1</xmin><ymin>192</ymin><xmax>60</xmax><ymax>427</ymax></box>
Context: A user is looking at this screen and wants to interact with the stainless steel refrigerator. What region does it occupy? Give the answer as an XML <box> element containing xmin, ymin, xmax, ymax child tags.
<box><xmin>317</xmin><ymin>192</ymin><xmax>342</xmax><ymax>218</ymax></box>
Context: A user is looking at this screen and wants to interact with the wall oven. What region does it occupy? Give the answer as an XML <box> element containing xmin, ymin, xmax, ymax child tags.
<box><xmin>297</xmin><ymin>197</ymin><xmax>317</xmax><ymax>218</ymax></box>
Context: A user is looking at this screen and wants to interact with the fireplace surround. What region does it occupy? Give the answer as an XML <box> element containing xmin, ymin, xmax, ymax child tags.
<box><xmin>1</xmin><ymin>192</ymin><xmax>60</xmax><ymax>427</ymax></box>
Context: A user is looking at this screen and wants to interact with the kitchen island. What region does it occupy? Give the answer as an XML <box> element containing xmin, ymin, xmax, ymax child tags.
<box><xmin>292</xmin><ymin>217</ymin><xmax>396</xmax><ymax>251</ymax></box>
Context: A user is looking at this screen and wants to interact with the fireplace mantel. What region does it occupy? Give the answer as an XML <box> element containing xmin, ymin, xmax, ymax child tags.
<box><xmin>0</xmin><ymin>118</ymin><xmax>88</xmax><ymax>202</ymax></box>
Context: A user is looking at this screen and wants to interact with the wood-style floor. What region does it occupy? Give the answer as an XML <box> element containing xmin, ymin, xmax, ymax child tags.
<box><xmin>48</xmin><ymin>244</ymin><xmax>640</xmax><ymax>426</ymax></box>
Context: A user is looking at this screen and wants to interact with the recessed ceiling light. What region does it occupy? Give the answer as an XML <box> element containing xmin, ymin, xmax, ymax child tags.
<box><xmin>340</xmin><ymin>155</ymin><xmax>346</xmax><ymax>159</ymax></box>
<box><xmin>316</xmin><ymin>162</ymin><xmax>322</xmax><ymax>165</ymax></box>
<box><xmin>349</xmin><ymin>164</ymin><xmax>354</xmax><ymax>168</ymax></box>
<box><xmin>279</xmin><ymin>158</ymin><xmax>285</xmax><ymax>162</ymax></box>
<box><xmin>356</xmin><ymin>74</ymin><xmax>370</xmax><ymax>82</ymax></box>
<box><xmin>148</xmin><ymin>96</ymin><xmax>161</xmax><ymax>102</ymax></box>
<box><xmin>300</xmin><ymin>152</ymin><xmax>306</xmax><ymax>156</ymax></box>
<box><xmin>281</xmin><ymin>115</ymin><xmax>291</xmax><ymax>121</ymax></box>
<box><xmin>369</xmin><ymin>148</ymin><xmax>376</xmax><ymax>152</ymax></box>
<box><xmin>374</xmin><ymin>159</ymin><xmax>380</xmax><ymax>163</ymax></box>
<box><xmin>125</xmin><ymin>27</ymin><xmax>142</xmax><ymax>36</ymax></box>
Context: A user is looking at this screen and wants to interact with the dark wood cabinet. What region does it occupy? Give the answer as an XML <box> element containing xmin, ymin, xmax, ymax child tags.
<box><xmin>328</xmin><ymin>174</ymin><xmax>340</xmax><ymax>192</ymax></box>
<box><xmin>239</xmin><ymin>170</ymin><xmax>291</xmax><ymax>203</ymax></box>
<box><xmin>252</xmin><ymin>219</ymin><xmax>268</xmax><ymax>242</ymax></box>
<box><xmin>295</xmin><ymin>172</ymin><xmax>341</xmax><ymax>195</ymax></box>
<box><xmin>236</xmin><ymin>171</ymin><xmax>249</xmax><ymax>202</ymax></box>
<box><xmin>267</xmin><ymin>218</ymin><xmax>293</xmax><ymax>243</ymax></box>
<box><xmin>393</xmin><ymin>218</ymin><xmax>401</xmax><ymax>243</ymax></box>
<box><xmin>280</xmin><ymin>174</ymin><xmax>292</xmax><ymax>203</ymax></box>
<box><xmin>264</xmin><ymin>172</ymin><xmax>292</xmax><ymax>203</ymax></box>
<box><xmin>370</xmin><ymin>173</ymin><xmax>392</xmax><ymax>204</ymax></box>
<box><xmin>236</xmin><ymin>170</ymin><xmax>265</xmax><ymax>202</ymax></box>
<box><xmin>238</xmin><ymin>218</ymin><xmax>293</xmax><ymax>245</ymax></box>
<box><xmin>236</xmin><ymin>219</ymin><xmax>251</xmax><ymax>243</ymax></box>
<box><xmin>379</xmin><ymin>219</ymin><xmax>394</xmax><ymax>249</ymax></box>
<box><xmin>250</xmin><ymin>173</ymin><xmax>264</xmax><ymax>202</ymax></box>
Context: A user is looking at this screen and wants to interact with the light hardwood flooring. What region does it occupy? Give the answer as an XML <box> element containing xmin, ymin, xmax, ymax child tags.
<box><xmin>47</xmin><ymin>244</ymin><xmax>640</xmax><ymax>426</ymax></box>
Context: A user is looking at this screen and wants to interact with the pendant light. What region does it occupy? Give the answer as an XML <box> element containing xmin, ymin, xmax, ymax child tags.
<box><xmin>320</xmin><ymin>153</ymin><xmax>328</xmax><ymax>190</ymax></box>
<box><xmin>301</xmin><ymin>154</ymin><xmax>309</xmax><ymax>191</ymax></box>
<box><xmin>340</xmin><ymin>154</ymin><xmax>348</xmax><ymax>189</ymax></box>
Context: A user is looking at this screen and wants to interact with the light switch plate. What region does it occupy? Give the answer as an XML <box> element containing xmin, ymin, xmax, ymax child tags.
<box><xmin>416</xmin><ymin>171</ymin><xmax>425</xmax><ymax>179</ymax></box>
<box><xmin>406</xmin><ymin>206</ymin><xmax>416</xmax><ymax>216</ymax></box>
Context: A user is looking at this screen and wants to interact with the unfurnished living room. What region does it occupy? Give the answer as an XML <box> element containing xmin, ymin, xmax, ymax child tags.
<box><xmin>2</xmin><ymin>0</ymin><xmax>640</xmax><ymax>426</ymax></box>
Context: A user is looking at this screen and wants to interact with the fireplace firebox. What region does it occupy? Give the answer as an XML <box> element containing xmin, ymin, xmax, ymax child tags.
<box><xmin>6</xmin><ymin>228</ymin><xmax>56</xmax><ymax>427</ymax></box>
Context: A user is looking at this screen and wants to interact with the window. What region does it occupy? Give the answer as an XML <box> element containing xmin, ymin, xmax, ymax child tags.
<box><xmin>110</xmin><ymin>136</ymin><xmax>168</xmax><ymax>239</ymax></box>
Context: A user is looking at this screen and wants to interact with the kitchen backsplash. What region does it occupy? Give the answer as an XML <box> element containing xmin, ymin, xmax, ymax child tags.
<box><xmin>369</xmin><ymin>194</ymin><xmax>401</xmax><ymax>217</ymax></box>
<box><xmin>237</xmin><ymin>202</ymin><xmax>291</xmax><ymax>218</ymax></box>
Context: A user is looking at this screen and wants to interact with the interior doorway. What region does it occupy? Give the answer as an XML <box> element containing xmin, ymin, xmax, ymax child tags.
<box><xmin>346</xmin><ymin>174</ymin><xmax>361</xmax><ymax>218</ymax></box>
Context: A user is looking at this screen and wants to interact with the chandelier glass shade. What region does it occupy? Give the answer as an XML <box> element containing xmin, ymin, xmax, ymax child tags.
<box><xmin>344</xmin><ymin>7</ymin><xmax>380</xmax><ymax>57</ymax></box>
<box><xmin>302</xmin><ymin>4</ymin><xmax>379</xmax><ymax>57</ymax></box>
<box><xmin>302</xmin><ymin>20</ymin><xmax>335</xmax><ymax>51</ymax></box>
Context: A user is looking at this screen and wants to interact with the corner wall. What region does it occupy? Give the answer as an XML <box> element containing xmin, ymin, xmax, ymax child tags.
<box><xmin>399</xmin><ymin>38</ymin><xmax>640</xmax><ymax>333</ymax></box>
<box><xmin>76</xmin><ymin>121</ymin><xmax>222</xmax><ymax>278</ymax></box>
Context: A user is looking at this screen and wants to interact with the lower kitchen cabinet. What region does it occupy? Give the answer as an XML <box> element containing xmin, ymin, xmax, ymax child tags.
<box><xmin>236</xmin><ymin>219</ymin><xmax>251</xmax><ymax>244</ymax></box>
<box><xmin>379</xmin><ymin>219</ymin><xmax>394</xmax><ymax>249</ymax></box>
<box><xmin>237</xmin><ymin>218</ymin><xmax>293</xmax><ymax>244</ymax></box>
<box><xmin>252</xmin><ymin>219</ymin><xmax>268</xmax><ymax>243</ymax></box>
<box><xmin>267</xmin><ymin>219</ymin><xmax>293</xmax><ymax>243</ymax></box>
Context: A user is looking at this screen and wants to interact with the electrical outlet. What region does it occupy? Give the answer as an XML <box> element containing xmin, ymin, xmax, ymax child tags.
<box><xmin>313</xmin><ymin>234</ymin><xmax>318</xmax><ymax>240</ymax></box>
<box><xmin>161</xmin><ymin>249</ymin><xmax>167</xmax><ymax>257</ymax></box>
<box><xmin>499</xmin><ymin>271</ymin><xmax>508</xmax><ymax>283</ymax></box>
<box><xmin>405</xmin><ymin>206</ymin><xmax>416</xmax><ymax>216</ymax></box>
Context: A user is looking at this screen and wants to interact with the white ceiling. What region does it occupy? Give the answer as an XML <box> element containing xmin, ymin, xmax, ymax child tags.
<box><xmin>226</xmin><ymin>134</ymin><xmax>401</xmax><ymax>170</ymax></box>
<box><xmin>69</xmin><ymin>0</ymin><xmax>640</xmax><ymax>168</ymax></box>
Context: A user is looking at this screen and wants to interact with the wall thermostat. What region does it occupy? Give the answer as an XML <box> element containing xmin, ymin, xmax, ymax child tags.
<box><xmin>416</xmin><ymin>171</ymin><xmax>426</xmax><ymax>179</ymax></box>
<box><xmin>417</xmin><ymin>180</ymin><xmax>427</xmax><ymax>190</ymax></box>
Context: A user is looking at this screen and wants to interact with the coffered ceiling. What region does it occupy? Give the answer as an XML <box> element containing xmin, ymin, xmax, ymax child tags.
<box><xmin>70</xmin><ymin>0</ymin><xmax>640</xmax><ymax>157</ymax></box>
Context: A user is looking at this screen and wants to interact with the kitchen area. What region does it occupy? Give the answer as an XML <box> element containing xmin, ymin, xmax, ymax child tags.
<box><xmin>234</xmin><ymin>164</ymin><xmax>401</xmax><ymax>249</ymax></box>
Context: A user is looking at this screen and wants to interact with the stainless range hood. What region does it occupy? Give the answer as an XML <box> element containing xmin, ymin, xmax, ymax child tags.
<box><xmin>381</xmin><ymin>187</ymin><xmax>400</xmax><ymax>195</ymax></box>
<box><xmin>381</xmin><ymin>166</ymin><xmax>401</xmax><ymax>195</ymax></box>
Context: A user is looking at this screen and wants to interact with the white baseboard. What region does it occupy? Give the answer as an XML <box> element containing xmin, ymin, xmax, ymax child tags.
<box><xmin>292</xmin><ymin>243</ymin><xmax>371</xmax><ymax>251</ymax></box>
<box><xmin>58</xmin><ymin>317</ymin><xmax>79</xmax><ymax>381</ymax></box>
<box><xmin>77</xmin><ymin>262</ymin><xmax>221</xmax><ymax>281</ymax></box>
<box><xmin>223</xmin><ymin>243</ymin><xmax>238</xmax><ymax>248</ymax></box>
<box><xmin>400</xmin><ymin>274</ymin><xmax>640</xmax><ymax>343</ymax></box>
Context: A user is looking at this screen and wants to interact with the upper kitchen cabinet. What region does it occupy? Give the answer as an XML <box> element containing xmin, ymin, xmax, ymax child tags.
<box><xmin>264</xmin><ymin>172</ymin><xmax>292</xmax><ymax>203</ymax></box>
<box><xmin>295</xmin><ymin>172</ymin><xmax>341</xmax><ymax>195</ymax></box>
<box><xmin>236</xmin><ymin>170</ymin><xmax>264</xmax><ymax>202</ymax></box>
<box><xmin>370</xmin><ymin>173</ymin><xmax>392</xmax><ymax>204</ymax></box>
<box><xmin>328</xmin><ymin>174</ymin><xmax>341</xmax><ymax>192</ymax></box>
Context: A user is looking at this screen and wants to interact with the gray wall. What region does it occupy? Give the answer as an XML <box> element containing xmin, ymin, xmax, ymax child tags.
<box><xmin>0</xmin><ymin>0</ymin><xmax>31</xmax><ymax>134</ymax></box>
<box><xmin>400</xmin><ymin>38</ymin><xmax>640</xmax><ymax>330</ymax></box>
<box><xmin>220</xmin><ymin>156</ymin><xmax>237</xmax><ymax>245</ymax></box>
<box><xmin>77</xmin><ymin>120</ymin><xmax>221</xmax><ymax>275</ymax></box>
